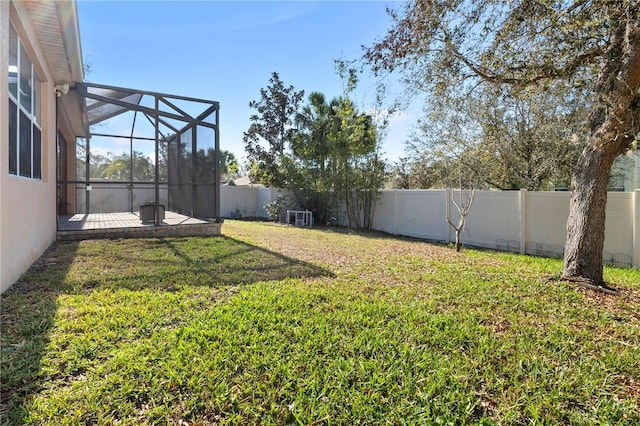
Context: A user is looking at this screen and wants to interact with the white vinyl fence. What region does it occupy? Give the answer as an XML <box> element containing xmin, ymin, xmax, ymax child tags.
<box><xmin>77</xmin><ymin>184</ymin><xmax>169</xmax><ymax>214</ymax></box>
<box><xmin>371</xmin><ymin>189</ymin><xmax>639</xmax><ymax>268</ymax></box>
<box><xmin>220</xmin><ymin>186</ymin><xmax>287</xmax><ymax>219</ymax></box>
<box><xmin>221</xmin><ymin>186</ymin><xmax>640</xmax><ymax>268</ymax></box>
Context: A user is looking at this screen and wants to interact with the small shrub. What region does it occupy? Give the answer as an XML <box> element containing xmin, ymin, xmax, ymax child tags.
<box><xmin>264</xmin><ymin>194</ymin><xmax>289</xmax><ymax>222</ymax></box>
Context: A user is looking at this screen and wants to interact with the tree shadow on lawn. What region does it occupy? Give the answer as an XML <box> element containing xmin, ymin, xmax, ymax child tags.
<box><xmin>0</xmin><ymin>235</ymin><xmax>333</xmax><ymax>423</ymax></box>
<box><xmin>101</xmin><ymin>235</ymin><xmax>333</xmax><ymax>290</ymax></box>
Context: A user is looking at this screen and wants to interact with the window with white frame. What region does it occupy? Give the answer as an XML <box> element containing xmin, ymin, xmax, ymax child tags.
<box><xmin>8</xmin><ymin>22</ymin><xmax>42</xmax><ymax>179</ymax></box>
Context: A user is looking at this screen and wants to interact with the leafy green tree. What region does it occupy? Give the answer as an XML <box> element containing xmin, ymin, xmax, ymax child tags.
<box><xmin>403</xmin><ymin>83</ymin><xmax>586</xmax><ymax>191</ymax></box>
<box><xmin>331</xmin><ymin>96</ymin><xmax>381</xmax><ymax>228</ymax></box>
<box><xmin>291</xmin><ymin>92</ymin><xmax>383</xmax><ymax>227</ymax></box>
<box><xmin>365</xmin><ymin>0</ymin><xmax>640</xmax><ymax>284</ymax></box>
<box><xmin>292</xmin><ymin>92</ymin><xmax>336</xmax><ymax>172</ymax></box>
<box><xmin>101</xmin><ymin>151</ymin><xmax>155</xmax><ymax>181</ymax></box>
<box><xmin>75</xmin><ymin>139</ymin><xmax>110</xmax><ymax>179</ymax></box>
<box><xmin>474</xmin><ymin>85</ymin><xmax>585</xmax><ymax>190</ymax></box>
<box><xmin>244</xmin><ymin>72</ymin><xmax>304</xmax><ymax>187</ymax></box>
<box><xmin>220</xmin><ymin>150</ymin><xmax>239</xmax><ymax>180</ymax></box>
<box><xmin>244</xmin><ymin>72</ymin><xmax>386</xmax><ymax>228</ymax></box>
<box><xmin>387</xmin><ymin>154</ymin><xmax>450</xmax><ymax>189</ymax></box>
<box><xmin>193</xmin><ymin>148</ymin><xmax>237</xmax><ymax>184</ymax></box>
<box><xmin>290</xmin><ymin>92</ymin><xmax>341</xmax><ymax>223</ymax></box>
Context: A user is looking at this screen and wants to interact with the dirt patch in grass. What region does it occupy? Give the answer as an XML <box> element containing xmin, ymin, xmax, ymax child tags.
<box><xmin>581</xmin><ymin>288</ymin><xmax>640</xmax><ymax>317</ymax></box>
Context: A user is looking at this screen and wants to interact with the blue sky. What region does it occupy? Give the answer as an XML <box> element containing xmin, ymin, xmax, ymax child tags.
<box><xmin>77</xmin><ymin>1</ymin><xmax>418</xmax><ymax>166</ymax></box>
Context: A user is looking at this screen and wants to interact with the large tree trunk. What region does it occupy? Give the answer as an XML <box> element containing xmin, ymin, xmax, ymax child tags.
<box><xmin>563</xmin><ymin>142</ymin><xmax>624</xmax><ymax>284</ymax></box>
<box><xmin>563</xmin><ymin>23</ymin><xmax>640</xmax><ymax>284</ymax></box>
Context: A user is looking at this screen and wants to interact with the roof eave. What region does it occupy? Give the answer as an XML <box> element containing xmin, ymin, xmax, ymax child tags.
<box><xmin>56</xmin><ymin>0</ymin><xmax>84</xmax><ymax>84</ymax></box>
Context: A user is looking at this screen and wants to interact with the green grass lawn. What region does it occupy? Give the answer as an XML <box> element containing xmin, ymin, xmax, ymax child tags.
<box><xmin>1</xmin><ymin>220</ymin><xmax>639</xmax><ymax>425</ymax></box>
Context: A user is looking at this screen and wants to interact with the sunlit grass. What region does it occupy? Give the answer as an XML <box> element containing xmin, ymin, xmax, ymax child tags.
<box><xmin>1</xmin><ymin>220</ymin><xmax>638</xmax><ymax>424</ymax></box>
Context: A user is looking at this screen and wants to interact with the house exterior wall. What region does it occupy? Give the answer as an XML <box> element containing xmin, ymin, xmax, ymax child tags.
<box><xmin>611</xmin><ymin>150</ymin><xmax>640</xmax><ymax>191</ymax></box>
<box><xmin>1</xmin><ymin>1</ymin><xmax>58</xmax><ymax>293</ymax></box>
<box><xmin>624</xmin><ymin>151</ymin><xmax>640</xmax><ymax>191</ymax></box>
<box><xmin>1</xmin><ymin>0</ymin><xmax>7</xmax><ymax>290</ymax></box>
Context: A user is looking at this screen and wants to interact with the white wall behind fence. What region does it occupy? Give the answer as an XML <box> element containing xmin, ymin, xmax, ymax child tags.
<box><xmin>219</xmin><ymin>186</ymin><xmax>639</xmax><ymax>268</ymax></box>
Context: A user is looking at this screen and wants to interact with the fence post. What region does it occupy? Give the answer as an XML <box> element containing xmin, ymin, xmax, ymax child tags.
<box><xmin>393</xmin><ymin>190</ymin><xmax>398</xmax><ymax>235</ymax></box>
<box><xmin>255</xmin><ymin>188</ymin><xmax>261</xmax><ymax>218</ymax></box>
<box><xmin>634</xmin><ymin>189</ymin><xmax>640</xmax><ymax>268</ymax></box>
<box><xmin>445</xmin><ymin>189</ymin><xmax>451</xmax><ymax>244</ymax></box>
<box><xmin>519</xmin><ymin>189</ymin><xmax>527</xmax><ymax>254</ymax></box>
<box><xmin>270</xmin><ymin>187</ymin><xmax>278</xmax><ymax>218</ymax></box>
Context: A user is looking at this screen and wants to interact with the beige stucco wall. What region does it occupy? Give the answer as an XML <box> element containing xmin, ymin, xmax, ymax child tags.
<box><xmin>1</xmin><ymin>0</ymin><xmax>7</xmax><ymax>289</ymax></box>
<box><xmin>1</xmin><ymin>1</ymin><xmax>58</xmax><ymax>293</ymax></box>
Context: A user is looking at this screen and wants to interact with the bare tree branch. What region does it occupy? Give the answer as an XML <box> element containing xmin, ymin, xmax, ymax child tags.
<box><xmin>449</xmin><ymin>43</ymin><xmax>603</xmax><ymax>86</ymax></box>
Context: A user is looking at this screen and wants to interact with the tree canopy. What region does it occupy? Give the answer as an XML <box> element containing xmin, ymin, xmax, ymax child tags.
<box><xmin>244</xmin><ymin>73</ymin><xmax>386</xmax><ymax>228</ymax></box>
<box><xmin>243</xmin><ymin>72</ymin><xmax>304</xmax><ymax>187</ymax></box>
<box><xmin>392</xmin><ymin>82</ymin><xmax>587</xmax><ymax>191</ymax></box>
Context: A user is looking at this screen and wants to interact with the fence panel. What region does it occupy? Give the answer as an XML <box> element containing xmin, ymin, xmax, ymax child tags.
<box><xmin>393</xmin><ymin>190</ymin><xmax>449</xmax><ymax>242</ymax></box>
<box><xmin>220</xmin><ymin>186</ymin><xmax>259</xmax><ymax>218</ymax></box>
<box><xmin>371</xmin><ymin>191</ymin><xmax>396</xmax><ymax>234</ymax></box>
<box><xmin>76</xmin><ymin>184</ymin><xmax>169</xmax><ymax>214</ymax></box>
<box><xmin>459</xmin><ymin>190</ymin><xmax>521</xmax><ymax>250</ymax></box>
<box><xmin>524</xmin><ymin>192</ymin><xmax>571</xmax><ymax>250</ymax></box>
<box><xmin>603</xmin><ymin>192</ymin><xmax>634</xmax><ymax>266</ymax></box>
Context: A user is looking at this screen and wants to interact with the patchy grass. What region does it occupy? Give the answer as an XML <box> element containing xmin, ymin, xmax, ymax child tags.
<box><xmin>1</xmin><ymin>220</ymin><xmax>638</xmax><ymax>425</ymax></box>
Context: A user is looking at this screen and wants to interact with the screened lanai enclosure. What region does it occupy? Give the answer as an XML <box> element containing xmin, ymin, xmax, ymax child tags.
<box><xmin>57</xmin><ymin>82</ymin><xmax>221</xmax><ymax>232</ymax></box>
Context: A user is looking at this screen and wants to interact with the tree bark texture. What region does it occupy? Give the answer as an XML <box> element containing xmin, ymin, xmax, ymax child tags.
<box><xmin>563</xmin><ymin>22</ymin><xmax>640</xmax><ymax>284</ymax></box>
<box><xmin>455</xmin><ymin>232</ymin><xmax>462</xmax><ymax>252</ymax></box>
<box><xmin>563</xmin><ymin>143</ymin><xmax>623</xmax><ymax>284</ymax></box>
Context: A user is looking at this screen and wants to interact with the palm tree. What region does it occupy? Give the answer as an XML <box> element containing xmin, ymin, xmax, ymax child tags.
<box><xmin>293</xmin><ymin>92</ymin><xmax>337</xmax><ymax>172</ymax></box>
